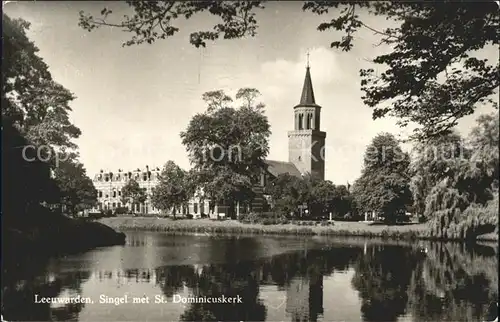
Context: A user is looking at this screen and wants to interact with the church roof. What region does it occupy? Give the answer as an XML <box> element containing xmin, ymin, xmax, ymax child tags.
<box><xmin>264</xmin><ymin>160</ymin><xmax>302</xmax><ymax>178</ymax></box>
<box><xmin>299</xmin><ymin>66</ymin><xmax>316</xmax><ymax>105</ymax></box>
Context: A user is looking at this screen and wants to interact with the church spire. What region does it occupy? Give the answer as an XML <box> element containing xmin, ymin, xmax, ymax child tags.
<box><xmin>299</xmin><ymin>62</ymin><xmax>316</xmax><ymax>105</ymax></box>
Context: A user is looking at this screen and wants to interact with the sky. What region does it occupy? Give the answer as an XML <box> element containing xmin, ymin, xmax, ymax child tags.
<box><xmin>5</xmin><ymin>1</ymin><xmax>498</xmax><ymax>184</ymax></box>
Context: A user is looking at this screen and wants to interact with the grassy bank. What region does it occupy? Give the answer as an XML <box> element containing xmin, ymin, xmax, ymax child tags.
<box><xmin>98</xmin><ymin>217</ymin><xmax>498</xmax><ymax>242</ymax></box>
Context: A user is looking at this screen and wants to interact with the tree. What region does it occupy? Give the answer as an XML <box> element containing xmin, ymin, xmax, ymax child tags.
<box><xmin>309</xmin><ymin>180</ymin><xmax>353</xmax><ymax>218</ymax></box>
<box><xmin>180</xmin><ymin>88</ymin><xmax>270</xmax><ymax>215</ymax></box>
<box><xmin>3</xmin><ymin>14</ymin><xmax>81</xmax><ymax>151</ymax></box>
<box><xmin>468</xmin><ymin>112</ymin><xmax>499</xmax><ymax>189</ymax></box>
<box><xmin>424</xmin><ymin>112</ymin><xmax>499</xmax><ymax>240</ymax></box>
<box><xmin>2</xmin><ymin>120</ymin><xmax>59</xmax><ymax>226</ymax></box>
<box><xmin>2</xmin><ymin>14</ymin><xmax>82</xmax><ymax>222</ymax></box>
<box><xmin>151</xmin><ymin>161</ymin><xmax>193</xmax><ymax>218</ymax></box>
<box><xmin>121</xmin><ymin>179</ymin><xmax>147</xmax><ymax>214</ymax></box>
<box><xmin>265</xmin><ymin>173</ymin><xmax>309</xmax><ymax>217</ymax></box>
<box><xmin>352</xmin><ymin>133</ymin><xmax>412</xmax><ymax>223</ymax></box>
<box><xmin>310</xmin><ymin>180</ymin><xmax>337</xmax><ymax>216</ymax></box>
<box><xmin>330</xmin><ymin>185</ymin><xmax>353</xmax><ymax>217</ymax></box>
<box><xmin>80</xmin><ymin>2</ymin><xmax>498</xmax><ymax>141</ymax></box>
<box><xmin>409</xmin><ymin>132</ymin><xmax>469</xmax><ymax>222</ymax></box>
<box><xmin>52</xmin><ymin>156</ymin><xmax>98</xmax><ymax>217</ymax></box>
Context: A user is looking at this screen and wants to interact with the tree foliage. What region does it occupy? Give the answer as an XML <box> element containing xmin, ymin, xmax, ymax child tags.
<box><xmin>78</xmin><ymin>1</ymin><xmax>265</xmax><ymax>47</ymax></box>
<box><xmin>151</xmin><ymin>161</ymin><xmax>194</xmax><ymax>217</ymax></box>
<box><xmin>352</xmin><ymin>133</ymin><xmax>412</xmax><ymax>222</ymax></box>
<box><xmin>303</xmin><ymin>2</ymin><xmax>499</xmax><ymax>140</ymax></box>
<box><xmin>2</xmin><ymin>120</ymin><xmax>58</xmax><ymax>225</ymax></box>
<box><xmin>2</xmin><ymin>14</ymin><xmax>85</xmax><ymax>223</ymax></box>
<box><xmin>265</xmin><ymin>173</ymin><xmax>309</xmax><ymax>216</ymax></box>
<box><xmin>265</xmin><ymin>173</ymin><xmax>354</xmax><ymax>218</ymax></box>
<box><xmin>52</xmin><ymin>156</ymin><xmax>98</xmax><ymax>216</ymax></box>
<box><xmin>409</xmin><ymin>132</ymin><xmax>468</xmax><ymax>221</ymax></box>
<box><xmin>310</xmin><ymin>180</ymin><xmax>353</xmax><ymax>217</ymax></box>
<box><xmin>3</xmin><ymin>14</ymin><xmax>81</xmax><ymax>151</ymax></box>
<box><xmin>180</xmin><ymin>88</ymin><xmax>270</xmax><ymax>205</ymax></box>
<box><xmin>423</xmin><ymin>112</ymin><xmax>499</xmax><ymax>240</ymax></box>
<box><xmin>79</xmin><ymin>2</ymin><xmax>498</xmax><ymax>141</ymax></box>
<box><xmin>121</xmin><ymin>179</ymin><xmax>147</xmax><ymax>213</ymax></box>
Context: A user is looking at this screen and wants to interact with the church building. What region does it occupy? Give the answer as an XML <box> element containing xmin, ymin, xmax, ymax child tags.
<box><xmin>262</xmin><ymin>62</ymin><xmax>326</xmax><ymax>182</ymax></box>
<box><xmin>91</xmin><ymin>62</ymin><xmax>326</xmax><ymax>217</ymax></box>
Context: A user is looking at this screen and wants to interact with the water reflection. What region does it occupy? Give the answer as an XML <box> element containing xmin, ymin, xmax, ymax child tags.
<box><xmin>2</xmin><ymin>233</ymin><xmax>498</xmax><ymax>321</ymax></box>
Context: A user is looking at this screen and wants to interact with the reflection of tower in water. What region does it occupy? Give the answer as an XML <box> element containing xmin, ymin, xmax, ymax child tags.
<box><xmin>285</xmin><ymin>275</ymin><xmax>324</xmax><ymax>322</ymax></box>
<box><xmin>286</xmin><ymin>277</ymin><xmax>311</xmax><ymax>322</ymax></box>
<box><xmin>285</xmin><ymin>248</ymin><xmax>324</xmax><ymax>322</ymax></box>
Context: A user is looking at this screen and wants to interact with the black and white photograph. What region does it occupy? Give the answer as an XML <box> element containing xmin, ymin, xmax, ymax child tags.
<box><xmin>2</xmin><ymin>1</ymin><xmax>499</xmax><ymax>321</ymax></box>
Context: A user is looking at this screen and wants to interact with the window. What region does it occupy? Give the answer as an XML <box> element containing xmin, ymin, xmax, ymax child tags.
<box><xmin>307</xmin><ymin>114</ymin><xmax>312</xmax><ymax>129</ymax></box>
<box><xmin>113</xmin><ymin>190</ymin><xmax>117</xmax><ymax>198</ymax></box>
<box><xmin>194</xmin><ymin>203</ymin><xmax>198</xmax><ymax>214</ymax></box>
<box><xmin>112</xmin><ymin>202</ymin><xmax>116</xmax><ymax>209</ymax></box>
<box><xmin>118</xmin><ymin>191</ymin><xmax>121</xmax><ymax>196</ymax></box>
<box><xmin>98</xmin><ymin>191</ymin><xmax>103</xmax><ymax>198</ymax></box>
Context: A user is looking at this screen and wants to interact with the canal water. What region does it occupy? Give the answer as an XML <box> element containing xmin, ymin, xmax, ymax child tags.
<box><xmin>2</xmin><ymin>231</ymin><xmax>498</xmax><ymax>321</ymax></box>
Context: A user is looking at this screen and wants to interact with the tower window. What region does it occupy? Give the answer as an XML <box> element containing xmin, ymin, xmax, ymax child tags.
<box><xmin>298</xmin><ymin>156</ymin><xmax>301</xmax><ymax>161</ymax></box>
<box><xmin>298</xmin><ymin>114</ymin><xmax>304</xmax><ymax>130</ymax></box>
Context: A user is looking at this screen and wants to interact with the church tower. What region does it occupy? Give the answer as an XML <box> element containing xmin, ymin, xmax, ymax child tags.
<box><xmin>288</xmin><ymin>61</ymin><xmax>326</xmax><ymax>180</ymax></box>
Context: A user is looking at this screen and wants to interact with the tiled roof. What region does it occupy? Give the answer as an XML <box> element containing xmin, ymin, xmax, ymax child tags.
<box><xmin>264</xmin><ymin>160</ymin><xmax>302</xmax><ymax>178</ymax></box>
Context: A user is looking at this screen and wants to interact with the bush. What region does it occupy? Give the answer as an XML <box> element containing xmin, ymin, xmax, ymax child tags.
<box><xmin>239</xmin><ymin>212</ymin><xmax>288</xmax><ymax>225</ymax></box>
<box><xmin>114</xmin><ymin>207</ymin><xmax>129</xmax><ymax>215</ymax></box>
<box><xmin>87</xmin><ymin>212</ymin><xmax>104</xmax><ymax>220</ymax></box>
